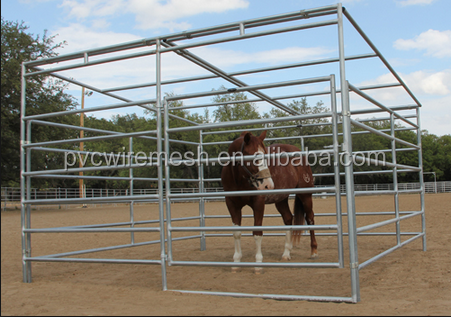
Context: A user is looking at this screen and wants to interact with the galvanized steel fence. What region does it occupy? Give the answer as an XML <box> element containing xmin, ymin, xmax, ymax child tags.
<box><xmin>18</xmin><ymin>3</ymin><xmax>427</xmax><ymax>303</ymax></box>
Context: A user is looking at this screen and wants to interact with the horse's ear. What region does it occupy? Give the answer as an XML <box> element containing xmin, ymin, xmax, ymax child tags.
<box><xmin>259</xmin><ymin>130</ymin><xmax>267</xmax><ymax>141</ymax></box>
<box><xmin>244</xmin><ymin>132</ymin><xmax>252</xmax><ymax>144</ymax></box>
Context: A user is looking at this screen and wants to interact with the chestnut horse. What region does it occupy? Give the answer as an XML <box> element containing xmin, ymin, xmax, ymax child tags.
<box><xmin>221</xmin><ymin>131</ymin><xmax>317</xmax><ymax>273</ymax></box>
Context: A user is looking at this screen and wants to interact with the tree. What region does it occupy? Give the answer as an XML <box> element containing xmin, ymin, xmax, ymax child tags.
<box><xmin>421</xmin><ymin>132</ymin><xmax>451</xmax><ymax>181</ymax></box>
<box><xmin>265</xmin><ymin>98</ymin><xmax>330</xmax><ymax>149</ymax></box>
<box><xmin>212</xmin><ymin>87</ymin><xmax>261</xmax><ymax>124</ymax></box>
<box><xmin>209</xmin><ymin>86</ymin><xmax>262</xmax><ymax>155</ymax></box>
<box><xmin>1</xmin><ymin>17</ymin><xmax>77</xmax><ymax>187</ymax></box>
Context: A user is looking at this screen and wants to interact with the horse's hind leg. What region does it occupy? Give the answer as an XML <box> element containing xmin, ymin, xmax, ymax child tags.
<box><xmin>300</xmin><ymin>194</ymin><xmax>318</xmax><ymax>258</ymax></box>
<box><xmin>275</xmin><ymin>198</ymin><xmax>294</xmax><ymax>261</ymax></box>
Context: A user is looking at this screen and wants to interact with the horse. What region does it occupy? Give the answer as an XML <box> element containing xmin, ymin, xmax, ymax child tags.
<box><xmin>220</xmin><ymin>130</ymin><xmax>317</xmax><ymax>273</ymax></box>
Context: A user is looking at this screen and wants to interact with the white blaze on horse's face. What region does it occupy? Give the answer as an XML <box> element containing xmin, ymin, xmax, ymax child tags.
<box><xmin>253</xmin><ymin>146</ymin><xmax>274</xmax><ymax>190</ymax></box>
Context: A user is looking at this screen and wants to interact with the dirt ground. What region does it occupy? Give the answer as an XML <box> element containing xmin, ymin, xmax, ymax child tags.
<box><xmin>1</xmin><ymin>193</ymin><xmax>450</xmax><ymax>316</ymax></box>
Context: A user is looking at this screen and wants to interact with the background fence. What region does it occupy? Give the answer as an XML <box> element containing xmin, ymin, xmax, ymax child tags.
<box><xmin>2</xmin><ymin>181</ymin><xmax>449</xmax><ymax>209</ymax></box>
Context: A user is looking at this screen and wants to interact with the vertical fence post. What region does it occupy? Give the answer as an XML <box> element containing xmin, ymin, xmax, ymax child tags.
<box><xmin>156</xmin><ymin>39</ymin><xmax>168</xmax><ymax>291</ymax></box>
<box><xmin>417</xmin><ymin>107</ymin><xmax>427</xmax><ymax>252</ymax></box>
<box><xmin>391</xmin><ymin>113</ymin><xmax>401</xmax><ymax>246</ymax></box>
<box><xmin>199</xmin><ymin>130</ymin><xmax>206</xmax><ymax>251</ymax></box>
<box><xmin>129</xmin><ymin>137</ymin><xmax>135</xmax><ymax>244</ymax></box>
<box><xmin>20</xmin><ymin>63</ymin><xmax>32</xmax><ymax>283</ymax></box>
<box><xmin>163</xmin><ymin>96</ymin><xmax>173</xmax><ymax>267</ymax></box>
<box><xmin>338</xmin><ymin>3</ymin><xmax>360</xmax><ymax>303</ymax></box>
<box><xmin>330</xmin><ymin>74</ymin><xmax>344</xmax><ymax>268</ymax></box>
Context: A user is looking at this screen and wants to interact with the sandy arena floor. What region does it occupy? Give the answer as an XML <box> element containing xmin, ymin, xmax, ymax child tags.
<box><xmin>1</xmin><ymin>194</ymin><xmax>450</xmax><ymax>315</ymax></box>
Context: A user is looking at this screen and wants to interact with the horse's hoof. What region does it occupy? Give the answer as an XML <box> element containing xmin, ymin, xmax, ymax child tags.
<box><xmin>281</xmin><ymin>255</ymin><xmax>291</xmax><ymax>261</ymax></box>
<box><xmin>231</xmin><ymin>267</ymin><xmax>240</xmax><ymax>273</ymax></box>
<box><xmin>311</xmin><ymin>252</ymin><xmax>318</xmax><ymax>259</ymax></box>
<box><xmin>254</xmin><ymin>268</ymin><xmax>263</xmax><ymax>275</ymax></box>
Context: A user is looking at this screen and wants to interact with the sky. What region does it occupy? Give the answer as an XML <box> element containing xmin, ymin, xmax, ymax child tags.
<box><xmin>1</xmin><ymin>0</ymin><xmax>450</xmax><ymax>136</ymax></box>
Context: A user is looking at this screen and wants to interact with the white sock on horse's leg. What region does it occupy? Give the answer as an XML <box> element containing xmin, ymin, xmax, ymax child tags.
<box><xmin>282</xmin><ymin>230</ymin><xmax>292</xmax><ymax>261</ymax></box>
<box><xmin>232</xmin><ymin>225</ymin><xmax>242</xmax><ymax>273</ymax></box>
<box><xmin>254</xmin><ymin>235</ymin><xmax>263</xmax><ymax>274</ymax></box>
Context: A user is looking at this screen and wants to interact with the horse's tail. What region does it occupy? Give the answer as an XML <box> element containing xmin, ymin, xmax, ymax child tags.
<box><xmin>292</xmin><ymin>195</ymin><xmax>305</xmax><ymax>246</ymax></box>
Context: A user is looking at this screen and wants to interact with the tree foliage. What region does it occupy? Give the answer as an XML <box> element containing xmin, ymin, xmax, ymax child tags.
<box><xmin>1</xmin><ymin>17</ymin><xmax>77</xmax><ymax>187</ymax></box>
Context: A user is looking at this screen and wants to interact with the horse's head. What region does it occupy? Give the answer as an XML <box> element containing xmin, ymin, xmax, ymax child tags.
<box><xmin>229</xmin><ymin>130</ymin><xmax>275</xmax><ymax>191</ymax></box>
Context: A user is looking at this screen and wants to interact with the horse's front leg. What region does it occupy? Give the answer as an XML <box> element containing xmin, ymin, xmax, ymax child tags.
<box><xmin>254</xmin><ymin>234</ymin><xmax>263</xmax><ymax>274</ymax></box>
<box><xmin>232</xmin><ymin>224</ymin><xmax>242</xmax><ymax>273</ymax></box>
<box><xmin>226</xmin><ymin>197</ymin><xmax>243</xmax><ymax>273</ymax></box>
<box><xmin>275</xmin><ymin>199</ymin><xmax>294</xmax><ymax>261</ymax></box>
<box><xmin>252</xmin><ymin>198</ymin><xmax>265</xmax><ymax>274</ymax></box>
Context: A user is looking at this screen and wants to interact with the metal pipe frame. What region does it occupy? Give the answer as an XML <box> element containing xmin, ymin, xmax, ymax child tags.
<box><xmin>205</xmin><ymin>232</ymin><xmax>422</xmax><ymax>238</ymax></box>
<box><xmin>352</xmin><ymin>104</ymin><xmax>419</xmax><ymax>115</ymax></box>
<box><xmin>358</xmin><ymin>233</ymin><xmax>424</xmax><ymax>270</ymax></box>
<box><xmin>199</xmin><ymin>118</ymin><xmax>416</xmax><ymax>141</ymax></box>
<box><xmin>24</xmin><ymin>68</ymin><xmax>194</xmax><ymax>128</ymax></box>
<box><xmin>103</xmin><ymin>53</ymin><xmax>377</xmax><ymax>93</ymax></box>
<box><xmin>170</xmin><ymin>260</ymin><xmax>340</xmax><ymax>269</ymax></box>
<box><xmin>22</xmin><ymin>193</ymin><xmax>159</xmax><ymax>205</ymax></box>
<box><xmin>30</xmin><ymin>119</ymin><xmax>160</xmax><ymax>142</ymax></box>
<box><xmin>417</xmin><ymin>108</ymin><xmax>427</xmax><ymax>251</ymax></box>
<box><xmin>19</xmin><ymin>3</ymin><xmax>425</xmax><ymax>304</ymax></box>
<box><xmin>165</xmin><ymin>75</ymin><xmax>333</xmax><ymax>102</ymax></box>
<box><xmin>36</xmin><ymin>240</ymin><xmax>162</xmax><ymax>259</ymax></box>
<box><xmin>23</xmin><ymin>129</ymin><xmax>158</xmax><ymax>148</ymax></box>
<box><xmin>353</xmin><ymin>153</ymin><xmax>421</xmax><ymax>172</ymax></box>
<box><xmin>24</xmin><ymin>227</ymin><xmax>160</xmax><ymax>233</ymax></box>
<box><xmin>355</xmin><ymin>188</ymin><xmax>423</xmax><ymax>196</ymax></box>
<box><xmin>23</xmin><ymin>5</ymin><xmax>339</xmax><ymax>68</ymax></box>
<box><xmin>342</xmin><ymin>9</ymin><xmax>422</xmax><ymax>108</ymax></box>
<box><xmin>162</xmin><ymin>40</ymin><xmax>316</xmax><ymax>116</ymax></box>
<box><xmin>356</xmin><ymin>211</ymin><xmax>423</xmax><ymax>234</ymax></box>
<box><xmin>171</xmin><ymin>289</ymin><xmax>353</xmax><ymax>303</ymax></box>
<box><xmin>170</xmin><ymin>82</ymin><xmax>400</xmax><ymax>112</ymax></box>
<box><xmin>162</xmin><ymin>73</ymin><xmax>347</xmax><ymax>300</ymax></box>
<box><xmin>168</xmin><ymin>186</ymin><xmax>336</xmax><ymax>200</ymax></box>
<box><xmin>25</xmin><ymin>257</ymin><xmax>162</xmax><ymax>265</ymax></box>
<box><xmin>314</xmin><ymin>167</ymin><xmax>418</xmax><ymax>178</ymax></box>
<box><xmin>22</xmin><ymin>163</ymin><xmax>156</xmax><ymax>177</ymax></box>
<box><xmin>167</xmin><ymin>149</ymin><xmax>335</xmax><ymax>166</ymax></box>
<box><xmin>24</xmin><ymin>18</ymin><xmax>339</xmax><ymax>78</ymax></box>
<box><xmin>338</xmin><ymin>4</ymin><xmax>359</xmax><ymax>302</ymax></box>
<box><xmin>22</xmin><ymin>98</ymin><xmax>157</xmax><ymax>121</ymax></box>
<box><xmin>29</xmin><ymin>174</ymin><xmax>191</xmax><ymax>183</ymax></box>
<box><xmin>202</xmin><ymin>126</ymin><xmax>417</xmax><ymax>146</ymax></box>
<box><xmin>30</xmin><ymin>65</ymin><xmax>147</xmax><ymax>105</ymax></box>
<box><xmin>205</xmin><ymin>210</ymin><xmax>422</xmax><ymax>219</ymax></box>
<box><xmin>348</xmin><ymin>83</ymin><xmax>419</xmax><ymax>128</ymax></box>
<box><xmin>198</xmin><ymin>130</ymin><xmax>207</xmax><ymax>251</ymax></box>
<box><xmin>169</xmin><ymin>224</ymin><xmax>338</xmax><ymax>232</ymax></box>
<box><xmin>333</xmin><ymin>7</ymin><xmax>426</xmax><ymax>283</ymax></box>
<box><xmin>168</xmin><ymin>112</ymin><xmax>332</xmax><ymax>134</ymax></box>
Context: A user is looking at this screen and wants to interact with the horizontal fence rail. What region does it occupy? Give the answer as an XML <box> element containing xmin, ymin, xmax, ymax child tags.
<box><xmin>2</xmin><ymin>182</ymin><xmax>448</xmax><ymax>205</ymax></box>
